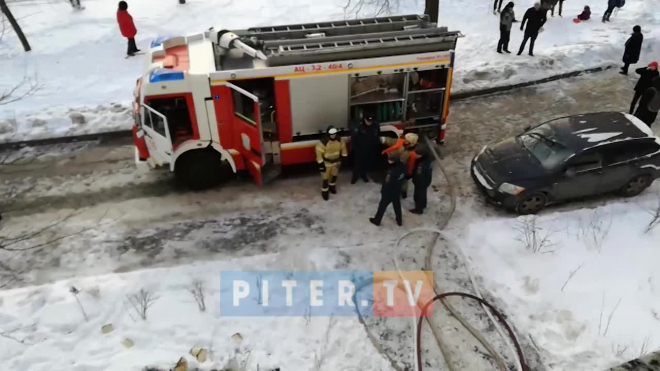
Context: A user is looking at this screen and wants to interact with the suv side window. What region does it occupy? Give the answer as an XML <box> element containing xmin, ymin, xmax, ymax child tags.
<box><xmin>567</xmin><ymin>150</ymin><xmax>602</xmax><ymax>172</ymax></box>
<box><xmin>601</xmin><ymin>140</ymin><xmax>660</xmax><ymax>165</ymax></box>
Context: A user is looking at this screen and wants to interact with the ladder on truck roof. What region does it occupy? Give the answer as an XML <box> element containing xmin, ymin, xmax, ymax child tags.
<box><xmin>241</xmin><ymin>14</ymin><xmax>432</xmax><ymax>41</ymax></box>
<box><xmin>260</xmin><ymin>27</ymin><xmax>460</xmax><ymax>67</ymax></box>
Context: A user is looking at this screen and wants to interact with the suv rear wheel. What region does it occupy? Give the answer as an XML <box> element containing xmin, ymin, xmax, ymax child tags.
<box><xmin>516</xmin><ymin>193</ymin><xmax>547</xmax><ymax>215</ymax></box>
<box><xmin>619</xmin><ymin>175</ymin><xmax>652</xmax><ymax>197</ymax></box>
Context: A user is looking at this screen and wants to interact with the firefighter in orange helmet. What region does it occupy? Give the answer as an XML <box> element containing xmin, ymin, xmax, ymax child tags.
<box><xmin>315</xmin><ymin>126</ymin><xmax>348</xmax><ymax>201</ymax></box>
<box><xmin>381</xmin><ymin>132</ymin><xmax>419</xmax><ymax>199</ymax></box>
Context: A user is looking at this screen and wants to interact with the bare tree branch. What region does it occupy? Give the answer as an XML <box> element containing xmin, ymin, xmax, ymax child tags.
<box><xmin>0</xmin><ymin>209</ymin><xmax>85</xmax><ymax>250</ymax></box>
<box><xmin>0</xmin><ymin>74</ymin><xmax>40</xmax><ymax>106</ymax></box>
<box><xmin>644</xmin><ymin>194</ymin><xmax>660</xmax><ymax>234</ymax></box>
<box><xmin>603</xmin><ymin>298</ymin><xmax>622</xmax><ymax>337</ymax></box>
<box><xmin>126</xmin><ymin>288</ymin><xmax>159</xmax><ymax>320</ymax></box>
<box><xmin>561</xmin><ymin>263</ymin><xmax>584</xmax><ymax>292</ymax></box>
<box><xmin>0</xmin><ymin>12</ymin><xmax>6</xmax><ymax>44</ymax></box>
<box><xmin>189</xmin><ymin>279</ymin><xmax>206</xmax><ymax>312</ymax></box>
<box><xmin>343</xmin><ymin>0</ymin><xmax>399</xmax><ymax>18</ymax></box>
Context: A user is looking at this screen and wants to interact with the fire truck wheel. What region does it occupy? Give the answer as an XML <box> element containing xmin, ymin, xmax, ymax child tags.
<box><xmin>174</xmin><ymin>149</ymin><xmax>224</xmax><ymax>190</ymax></box>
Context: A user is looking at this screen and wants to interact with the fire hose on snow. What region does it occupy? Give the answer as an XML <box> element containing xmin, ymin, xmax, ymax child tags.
<box><xmin>353</xmin><ymin>136</ymin><xmax>528</xmax><ymax>371</ymax></box>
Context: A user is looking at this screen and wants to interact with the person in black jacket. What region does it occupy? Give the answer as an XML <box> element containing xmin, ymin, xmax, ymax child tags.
<box><xmin>630</xmin><ymin>62</ymin><xmax>659</xmax><ymax>114</ymax></box>
<box><xmin>551</xmin><ymin>0</ymin><xmax>564</xmax><ymax>16</ymax></box>
<box><xmin>351</xmin><ymin>113</ymin><xmax>381</xmax><ymax>184</ymax></box>
<box><xmin>602</xmin><ymin>0</ymin><xmax>617</xmax><ymax>22</ymax></box>
<box><xmin>621</xmin><ymin>26</ymin><xmax>644</xmax><ymax>75</ymax></box>
<box><xmin>370</xmin><ymin>151</ymin><xmax>406</xmax><ymax>227</ymax></box>
<box><xmin>634</xmin><ymin>76</ymin><xmax>660</xmax><ymax>127</ymax></box>
<box><xmin>497</xmin><ymin>2</ymin><xmax>516</xmax><ymax>54</ymax></box>
<box><xmin>517</xmin><ymin>2</ymin><xmax>546</xmax><ymax>57</ymax></box>
<box><xmin>494</xmin><ymin>0</ymin><xmax>504</xmax><ymax>13</ymax></box>
<box><xmin>410</xmin><ymin>145</ymin><xmax>434</xmax><ymax>215</ymax></box>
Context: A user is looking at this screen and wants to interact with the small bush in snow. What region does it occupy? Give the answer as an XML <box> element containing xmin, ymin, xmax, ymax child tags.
<box><xmin>513</xmin><ymin>215</ymin><xmax>559</xmax><ymax>253</ymax></box>
<box><xmin>644</xmin><ymin>197</ymin><xmax>660</xmax><ymax>234</ymax></box>
<box><xmin>577</xmin><ymin>209</ymin><xmax>613</xmax><ymax>252</ymax></box>
<box><xmin>188</xmin><ymin>279</ymin><xmax>206</xmax><ymax>312</ymax></box>
<box><xmin>612</xmin><ymin>343</ymin><xmax>629</xmax><ymax>357</ymax></box>
<box><xmin>126</xmin><ymin>288</ymin><xmax>159</xmax><ymax>321</ymax></box>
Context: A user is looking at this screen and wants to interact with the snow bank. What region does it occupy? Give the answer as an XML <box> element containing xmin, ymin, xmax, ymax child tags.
<box><xmin>1</xmin><ymin>0</ymin><xmax>659</xmax><ymax>142</ymax></box>
<box><xmin>0</xmin><ymin>251</ymin><xmax>392</xmax><ymax>371</ymax></box>
<box><xmin>464</xmin><ymin>185</ymin><xmax>660</xmax><ymax>370</ymax></box>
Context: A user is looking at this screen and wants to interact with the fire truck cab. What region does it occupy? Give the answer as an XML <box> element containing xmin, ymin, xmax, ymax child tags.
<box><xmin>132</xmin><ymin>14</ymin><xmax>460</xmax><ymax>189</ymax></box>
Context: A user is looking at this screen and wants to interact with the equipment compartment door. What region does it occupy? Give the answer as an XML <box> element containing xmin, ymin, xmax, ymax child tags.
<box><xmin>140</xmin><ymin>104</ymin><xmax>173</xmax><ymax>169</ymax></box>
<box><xmin>226</xmin><ymin>82</ymin><xmax>264</xmax><ymax>185</ymax></box>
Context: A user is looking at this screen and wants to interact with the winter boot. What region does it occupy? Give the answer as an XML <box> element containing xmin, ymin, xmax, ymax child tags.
<box><xmin>322</xmin><ymin>180</ymin><xmax>329</xmax><ymax>200</ymax></box>
<box><xmin>329</xmin><ymin>176</ymin><xmax>337</xmax><ymax>194</ymax></box>
<box><xmin>410</xmin><ymin>209</ymin><xmax>423</xmax><ymax>215</ymax></box>
<box><xmin>369</xmin><ymin>218</ymin><xmax>380</xmax><ymax>226</ymax></box>
<box><xmin>351</xmin><ymin>175</ymin><xmax>358</xmax><ymax>184</ymax></box>
<box><xmin>396</xmin><ymin>219</ymin><xmax>403</xmax><ymax>227</ymax></box>
<box><xmin>362</xmin><ymin>175</ymin><xmax>369</xmax><ymax>183</ymax></box>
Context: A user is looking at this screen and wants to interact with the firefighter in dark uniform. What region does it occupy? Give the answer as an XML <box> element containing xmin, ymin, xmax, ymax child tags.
<box><xmin>410</xmin><ymin>144</ymin><xmax>434</xmax><ymax>214</ymax></box>
<box><xmin>369</xmin><ymin>151</ymin><xmax>406</xmax><ymax>227</ymax></box>
<box><xmin>351</xmin><ymin>113</ymin><xmax>380</xmax><ymax>184</ymax></box>
<box><xmin>381</xmin><ymin>132</ymin><xmax>419</xmax><ymax>198</ymax></box>
<box><xmin>315</xmin><ymin>126</ymin><xmax>348</xmax><ymax>200</ymax></box>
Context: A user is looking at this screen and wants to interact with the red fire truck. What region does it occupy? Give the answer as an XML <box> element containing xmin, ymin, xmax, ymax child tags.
<box><xmin>132</xmin><ymin>14</ymin><xmax>461</xmax><ymax>189</ymax></box>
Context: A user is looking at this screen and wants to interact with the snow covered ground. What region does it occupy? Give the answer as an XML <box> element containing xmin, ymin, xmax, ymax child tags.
<box><xmin>460</xmin><ymin>185</ymin><xmax>660</xmax><ymax>370</ymax></box>
<box><xmin>2</xmin><ymin>73</ymin><xmax>660</xmax><ymax>370</ymax></box>
<box><xmin>1</xmin><ymin>0</ymin><xmax>659</xmax><ymax>142</ymax></box>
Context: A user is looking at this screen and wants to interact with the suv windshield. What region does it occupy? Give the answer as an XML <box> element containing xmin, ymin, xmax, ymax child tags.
<box><xmin>519</xmin><ymin>124</ymin><xmax>575</xmax><ymax>170</ymax></box>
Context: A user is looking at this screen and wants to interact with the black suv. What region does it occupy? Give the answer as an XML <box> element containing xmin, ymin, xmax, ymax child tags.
<box><xmin>471</xmin><ymin>112</ymin><xmax>660</xmax><ymax>214</ymax></box>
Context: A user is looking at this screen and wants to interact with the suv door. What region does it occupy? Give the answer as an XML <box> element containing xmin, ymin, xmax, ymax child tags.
<box><xmin>551</xmin><ymin>149</ymin><xmax>604</xmax><ymax>200</ymax></box>
<box><xmin>600</xmin><ymin>139</ymin><xmax>660</xmax><ymax>192</ymax></box>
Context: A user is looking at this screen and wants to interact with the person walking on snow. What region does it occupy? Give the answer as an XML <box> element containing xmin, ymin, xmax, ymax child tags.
<box><xmin>351</xmin><ymin>113</ymin><xmax>380</xmax><ymax>184</ymax></box>
<box><xmin>551</xmin><ymin>0</ymin><xmax>564</xmax><ymax>16</ymax></box>
<box><xmin>117</xmin><ymin>1</ymin><xmax>140</xmax><ymax>57</ymax></box>
<box><xmin>494</xmin><ymin>0</ymin><xmax>504</xmax><ymax>14</ymax></box>
<box><xmin>69</xmin><ymin>0</ymin><xmax>83</xmax><ymax>10</ymax></box>
<box><xmin>315</xmin><ymin>126</ymin><xmax>348</xmax><ymax>200</ymax></box>
<box><xmin>497</xmin><ymin>2</ymin><xmax>516</xmax><ymax>54</ymax></box>
<box><xmin>410</xmin><ymin>145</ymin><xmax>434</xmax><ymax>215</ymax></box>
<box><xmin>634</xmin><ymin>76</ymin><xmax>660</xmax><ymax>127</ymax></box>
<box><xmin>381</xmin><ymin>133</ymin><xmax>419</xmax><ymax>199</ymax></box>
<box><xmin>518</xmin><ymin>2</ymin><xmax>546</xmax><ymax>57</ymax></box>
<box><xmin>621</xmin><ymin>25</ymin><xmax>643</xmax><ymax>75</ymax></box>
<box><xmin>602</xmin><ymin>0</ymin><xmax>617</xmax><ymax>22</ymax></box>
<box><xmin>370</xmin><ymin>151</ymin><xmax>406</xmax><ymax>227</ymax></box>
<box><xmin>630</xmin><ymin>62</ymin><xmax>659</xmax><ymax>114</ymax></box>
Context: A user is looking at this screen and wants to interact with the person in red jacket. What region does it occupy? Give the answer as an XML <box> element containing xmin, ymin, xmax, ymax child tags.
<box><xmin>117</xmin><ymin>1</ymin><xmax>140</xmax><ymax>57</ymax></box>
